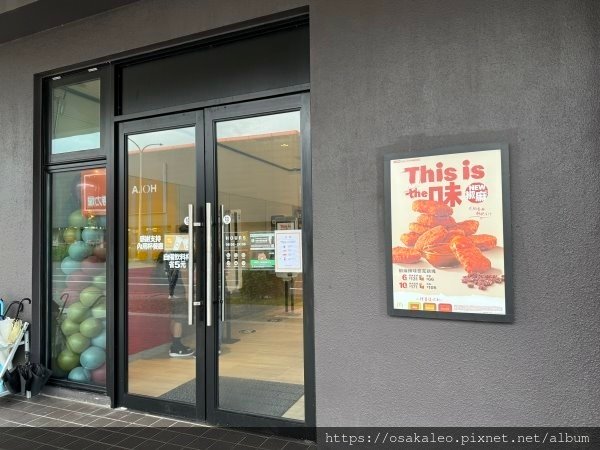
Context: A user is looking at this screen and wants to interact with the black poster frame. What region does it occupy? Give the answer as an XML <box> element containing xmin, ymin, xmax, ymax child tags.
<box><xmin>384</xmin><ymin>143</ymin><xmax>514</xmax><ymax>323</ymax></box>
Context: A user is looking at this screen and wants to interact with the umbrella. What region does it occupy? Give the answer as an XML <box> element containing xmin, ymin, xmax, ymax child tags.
<box><xmin>2</xmin><ymin>361</ymin><xmax>52</xmax><ymax>397</ymax></box>
<box><xmin>0</xmin><ymin>298</ymin><xmax>51</xmax><ymax>397</ymax></box>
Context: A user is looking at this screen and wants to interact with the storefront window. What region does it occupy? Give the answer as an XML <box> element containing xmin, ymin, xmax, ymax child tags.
<box><xmin>51</xmin><ymin>79</ymin><xmax>101</xmax><ymax>154</ymax></box>
<box><xmin>48</xmin><ymin>168</ymin><xmax>107</xmax><ymax>386</ymax></box>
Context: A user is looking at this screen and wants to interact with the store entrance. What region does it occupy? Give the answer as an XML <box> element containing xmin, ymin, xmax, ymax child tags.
<box><xmin>117</xmin><ymin>95</ymin><xmax>310</xmax><ymax>430</ymax></box>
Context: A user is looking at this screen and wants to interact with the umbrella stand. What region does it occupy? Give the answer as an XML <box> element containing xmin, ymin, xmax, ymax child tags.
<box><xmin>0</xmin><ymin>321</ymin><xmax>29</xmax><ymax>398</ymax></box>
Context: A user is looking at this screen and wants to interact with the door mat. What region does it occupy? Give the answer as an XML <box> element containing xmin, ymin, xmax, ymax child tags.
<box><xmin>159</xmin><ymin>377</ymin><xmax>304</xmax><ymax>418</ymax></box>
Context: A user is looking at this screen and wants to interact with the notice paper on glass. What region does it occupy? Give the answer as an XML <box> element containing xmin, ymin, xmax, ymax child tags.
<box><xmin>274</xmin><ymin>230</ymin><xmax>303</xmax><ymax>273</ymax></box>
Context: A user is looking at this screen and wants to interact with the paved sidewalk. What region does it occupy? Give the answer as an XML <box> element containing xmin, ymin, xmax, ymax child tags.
<box><xmin>0</xmin><ymin>394</ymin><xmax>316</xmax><ymax>450</ymax></box>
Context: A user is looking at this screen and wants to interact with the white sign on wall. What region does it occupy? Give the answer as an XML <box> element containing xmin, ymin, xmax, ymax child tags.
<box><xmin>274</xmin><ymin>230</ymin><xmax>302</xmax><ymax>273</ymax></box>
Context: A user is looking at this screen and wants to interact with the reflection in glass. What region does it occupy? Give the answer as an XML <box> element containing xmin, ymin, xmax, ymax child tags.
<box><xmin>49</xmin><ymin>168</ymin><xmax>107</xmax><ymax>386</ymax></box>
<box><xmin>126</xmin><ymin>127</ymin><xmax>197</xmax><ymax>403</ymax></box>
<box><xmin>217</xmin><ymin>111</ymin><xmax>305</xmax><ymax>421</ymax></box>
<box><xmin>52</xmin><ymin>79</ymin><xmax>101</xmax><ymax>154</ymax></box>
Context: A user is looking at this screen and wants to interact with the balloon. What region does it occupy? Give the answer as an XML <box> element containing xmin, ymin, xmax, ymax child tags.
<box><xmin>91</xmin><ymin>363</ymin><xmax>106</xmax><ymax>385</ymax></box>
<box><xmin>67</xmin><ymin>333</ymin><xmax>91</xmax><ymax>354</ymax></box>
<box><xmin>91</xmin><ymin>332</ymin><xmax>106</xmax><ymax>349</ymax></box>
<box><xmin>81</xmin><ymin>256</ymin><xmax>104</xmax><ymax>276</ymax></box>
<box><xmin>57</xmin><ymin>349</ymin><xmax>80</xmax><ymax>372</ymax></box>
<box><xmin>79</xmin><ymin>318</ymin><xmax>103</xmax><ymax>338</ymax></box>
<box><xmin>80</xmin><ymin>346</ymin><xmax>106</xmax><ymax>370</ymax></box>
<box><xmin>68</xmin><ymin>367</ymin><xmax>91</xmax><ymax>382</ymax></box>
<box><xmin>66</xmin><ymin>271</ymin><xmax>88</xmax><ymax>289</ymax></box>
<box><xmin>68</xmin><ymin>210</ymin><xmax>87</xmax><ymax>228</ymax></box>
<box><xmin>93</xmin><ymin>245</ymin><xmax>107</xmax><ymax>262</ymax></box>
<box><xmin>68</xmin><ymin>241</ymin><xmax>92</xmax><ymax>261</ymax></box>
<box><xmin>91</xmin><ymin>301</ymin><xmax>106</xmax><ymax>319</ymax></box>
<box><xmin>61</xmin><ymin>257</ymin><xmax>82</xmax><ymax>276</ymax></box>
<box><xmin>60</xmin><ymin>318</ymin><xmax>81</xmax><ymax>336</ymax></box>
<box><xmin>66</xmin><ymin>302</ymin><xmax>89</xmax><ymax>323</ymax></box>
<box><xmin>51</xmin><ymin>359</ymin><xmax>68</xmax><ymax>378</ymax></box>
<box><xmin>82</xmin><ymin>228</ymin><xmax>104</xmax><ymax>245</ymax></box>
<box><xmin>79</xmin><ymin>286</ymin><xmax>104</xmax><ymax>308</ymax></box>
<box><xmin>92</xmin><ymin>274</ymin><xmax>106</xmax><ymax>289</ymax></box>
<box><xmin>63</xmin><ymin>227</ymin><xmax>80</xmax><ymax>244</ymax></box>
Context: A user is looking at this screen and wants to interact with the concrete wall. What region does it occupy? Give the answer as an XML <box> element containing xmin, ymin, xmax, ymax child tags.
<box><xmin>0</xmin><ymin>0</ymin><xmax>598</xmax><ymax>428</ymax></box>
<box><xmin>311</xmin><ymin>0</ymin><xmax>600</xmax><ymax>426</ymax></box>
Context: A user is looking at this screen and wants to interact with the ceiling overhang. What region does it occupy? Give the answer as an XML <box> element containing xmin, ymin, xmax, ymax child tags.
<box><xmin>0</xmin><ymin>0</ymin><xmax>140</xmax><ymax>45</ymax></box>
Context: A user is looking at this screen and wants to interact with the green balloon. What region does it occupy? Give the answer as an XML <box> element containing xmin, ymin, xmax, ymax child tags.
<box><xmin>80</xmin><ymin>317</ymin><xmax>103</xmax><ymax>338</ymax></box>
<box><xmin>57</xmin><ymin>349</ymin><xmax>80</xmax><ymax>372</ymax></box>
<box><xmin>68</xmin><ymin>210</ymin><xmax>87</xmax><ymax>228</ymax></box>
<box><xmin>92</xmin><ymin>275</ymin><xmax>106</xmax><ymax>289</ymax></box>
<box><xmin>60</xmin><ymin>318</ymin><xmax>81</xmax><ymax>336</ymax></box>
<box><xmin>67</xmin><ymin>302</ymin><xmax>89</xmax><ymax>323</ymax></box>
<box><xmin>51</xmin><ymin>359</ymin><xmax>68</xmax><ymax>378</ymax></box>
<box><xmin>63</xmin><ymin>227</ymin><xmax>80</xmax><ymax>244</ymax></box>
<box><xmin>79</xmin><ymin>286</ymin><xmax>104</xmax><ymax>307</ymax></box>
<box><xmin>67</xmin><ymin>333</ymin><xmax>91</xmax><ymax>354</ymax></box>
<box><xmin>91</xmin><ymin>300</ymin><xmax>106</xmax><ymax>319</ymax></box>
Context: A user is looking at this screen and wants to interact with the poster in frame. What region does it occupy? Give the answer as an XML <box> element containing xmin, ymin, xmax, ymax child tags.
<box><xmin>384</xmin><ymin>143</ymin><xmax>513</xmax><ymax>322</ymax></box>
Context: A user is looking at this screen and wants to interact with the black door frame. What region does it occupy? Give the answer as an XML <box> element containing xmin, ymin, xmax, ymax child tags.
<box><xmin>115</xmin><ymin>95</ymin><xmax>315</xmax><ymax>437</ymax></box>
<box><xmin>116</xmin><ymin>111</ymin><xmax>206</xmax><ymax>420</ymax></box>
<box><xmin>204</xmin><ymin>93</ymin><xmax>315</xmax><ymax>435</ymax></box>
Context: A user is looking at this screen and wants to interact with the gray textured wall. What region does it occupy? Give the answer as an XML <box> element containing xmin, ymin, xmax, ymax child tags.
<box><xmin>0</xmin><ymin>0</ymin><xmax>598</xmax><ymax>428</ymax></box>
<box><xmin>311</xmin><ymin>0</ymin><xmax>600</xmax><ymax>426</ymax></box>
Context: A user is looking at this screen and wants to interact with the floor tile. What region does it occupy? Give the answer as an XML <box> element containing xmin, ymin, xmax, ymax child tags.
<box><xmin>152</xmin><ymin>418</ymin><xmax>179</xmax><ymax>427</ymax></box>
<box><xmin>259</xmin><ymin>438</ymin><xmax>289</xmax><ymax>450</ymax></box>
<box><xmin>0</xmin><ymin>395</ymin><xmax>314</xmax><ymax>449</ymax></box>
<box><xmin>133</xmin><ymin>415</ymin><xmax>160</xmax><ymax>426</ymax></box>
<box><xmin>184</xmin><ymin>436</ymin><xmax>216</xmax><ymax>449</ymax></box>
<box><xmin>281</xmin><ymin>442</ymin><xmax>311</xmax><ymax>450</ymax></box>
<box><xmin>113</xmin><ymin>434</ymin><xmax>148</xmax><ymax>449</ymax></box>
<box><xmin>208</xmin><ymin>441</ymin><xmax>237</xmax><ymax>450</ymax></box>
<box><xmin>167</xmin><ymin>431</ymin><xmax>198</xmax><ymax>446</ymax></box>
<box><xmin>238</xmin><ymin>434</ymin><xmax>267</xmax><ymax>447</ymax></box>
<box><xmin>87</xmin><ymin>417</ymin><xmax>114</xmax><ymax>427</ymax></box>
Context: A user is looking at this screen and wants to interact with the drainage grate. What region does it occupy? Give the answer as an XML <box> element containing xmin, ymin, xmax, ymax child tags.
<box><xmin>267</xmin><ymin>318</ymin><xmax>283</xmax><ymax>322</ymax></box>
<box><xmin>239</xmin><ymin>329</ymin><xmax>256</xmax><ymax>334</ymax></box>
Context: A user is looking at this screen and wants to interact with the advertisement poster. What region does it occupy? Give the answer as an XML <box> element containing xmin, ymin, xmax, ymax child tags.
<box><xmin>384</xmin><ymin>144</ymin><xmax>513</xmax><ymax>322</ymax></box>
<box><xmin>249</xmin><ymin>232</ymin><xmax>275</xmax><ymax>269</ymax></box>
<box><xmin>81</xmin><ymin>169</ymin><xmax>106</xmax><ymax>217</ymax></box>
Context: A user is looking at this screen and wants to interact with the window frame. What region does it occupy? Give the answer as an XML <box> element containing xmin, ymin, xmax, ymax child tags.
<box><xmin>35</xmin><ymin>65</ymin><xmax>113</xmax><ymax>394</ymax></box>
<box><xmin>46</xmin><ymin>68</ymin><xmax>111</xmax><ymax>165</ymax></box>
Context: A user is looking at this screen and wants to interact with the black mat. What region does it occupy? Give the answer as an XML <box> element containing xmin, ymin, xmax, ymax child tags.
<box><xmin>159</xmin><ymin>377</ymin><xmax>304</xmax><ymax>417</ymax></box>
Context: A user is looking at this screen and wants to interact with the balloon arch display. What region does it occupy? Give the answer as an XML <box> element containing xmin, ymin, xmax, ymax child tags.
<box><xmin>50</xmin><ymin>169</ymin><xmax>107</xmax><ymax>386</ymax></box>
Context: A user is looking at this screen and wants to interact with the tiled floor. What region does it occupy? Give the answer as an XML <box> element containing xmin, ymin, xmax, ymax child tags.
<box><xmin>0</xmin><ymin>394</ymin><xmax>316</xmax><ymax>450</ymax></box>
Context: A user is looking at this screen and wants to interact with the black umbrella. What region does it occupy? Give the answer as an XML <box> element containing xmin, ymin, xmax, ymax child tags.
<box><xmin>1</xmin><ymin>298</ymin><xmax>51</xmax><ymax>397</ymax></box>
<box><xmin>2</xmin><ymin>366</ymin><xmax>24</xmax><ymax>394</ymax></box>
<box><xmin>2</xmin><ymin>361</ymin><xmax>52</xmax><ymax>397</ymax></box>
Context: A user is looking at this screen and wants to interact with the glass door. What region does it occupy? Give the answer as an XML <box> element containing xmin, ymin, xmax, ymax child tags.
<box><xmin>205</xmin><ymin>94</ymin><xmax>313</xmax><ymax>429</ymax></box>
<box><xmin>118</xmin><ymin>111</ymin><xmax>206</xmax><ymax>419</ymax></box>
<box><xmin>117</xmin><ymin>96</ymin><xmax>313</xmax><ymax>432</ymax></box>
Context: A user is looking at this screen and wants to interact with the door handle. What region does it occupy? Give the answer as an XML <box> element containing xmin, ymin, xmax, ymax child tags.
<box><xmin>220</xmin><ymin>204</ymin><xmax>225</xmax><ymax>322</ymax></box>
<box><xmin>206</xmin><ymin>202</ymin><xmax>213</xmax><ymax>327</ymax></box>
<box><xmin>187</xmin><ymin>203</ymin><xmax>194</xmax><ymax>326</ymax></box>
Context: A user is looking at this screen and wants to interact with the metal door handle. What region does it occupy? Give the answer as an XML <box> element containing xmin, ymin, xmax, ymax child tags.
<box><xmin>187</xmin><ymin>203</ymin><xmax>194</xmax><ymax>326</ymax></box>
<box><xmin>206</xmin><ymin>202</ymin><xmax>213</xmax><ymax>327</ymax></box>
<box><xmin>220</xmin><ymin>204</ymin><xmax>225</xmax><ymax>322</ymax></box>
